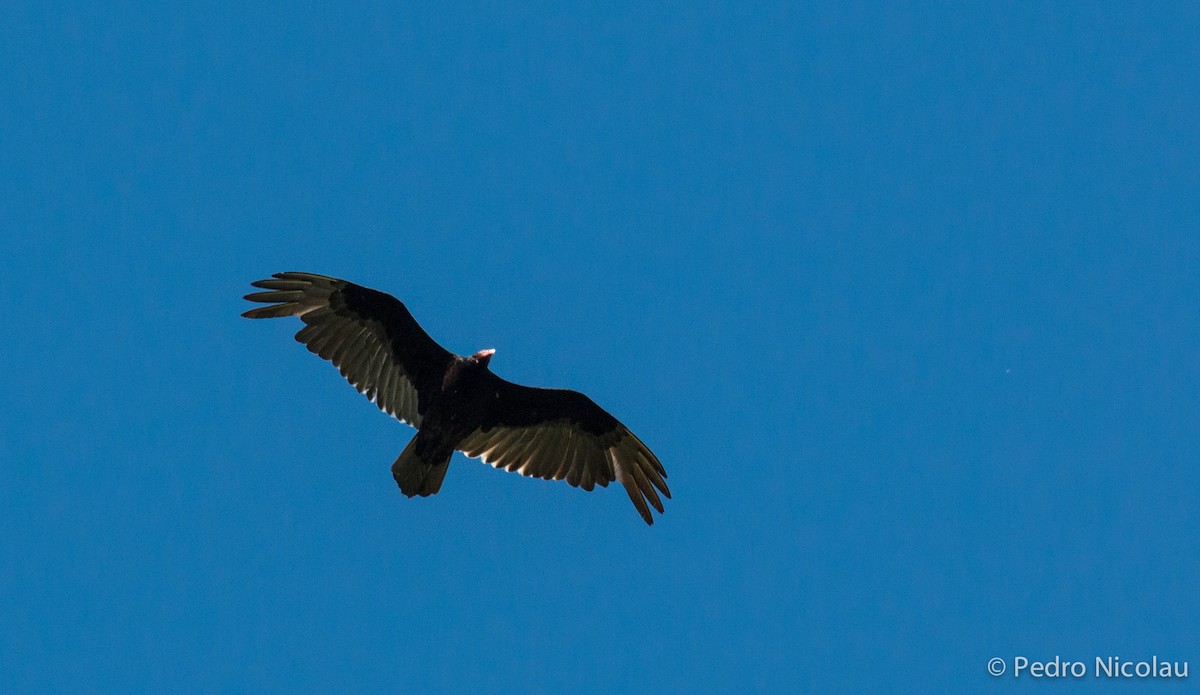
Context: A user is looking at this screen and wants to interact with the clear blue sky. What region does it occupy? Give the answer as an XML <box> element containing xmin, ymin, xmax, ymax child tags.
<box><xmin>2</xmin><ymin>2</ymin><xmax>1197</xmax><ymax>692</ymax></box>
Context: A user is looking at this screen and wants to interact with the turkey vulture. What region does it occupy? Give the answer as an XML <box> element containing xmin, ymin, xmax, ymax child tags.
<box><xmin>242</xmin><ymin>272</ymin><xmax>670</xmax><ymax>524</ymax></box>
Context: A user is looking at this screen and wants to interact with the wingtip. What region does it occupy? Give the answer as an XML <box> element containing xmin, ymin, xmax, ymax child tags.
<box><xmin>614</xmin><ymin>453</ymin><xmax>658</xmax><ymax>525</ymax></box>
<box><xmin>632</xmin><ymin>494</ymin><xmax>654</xmax><ymax>526</ymax></box>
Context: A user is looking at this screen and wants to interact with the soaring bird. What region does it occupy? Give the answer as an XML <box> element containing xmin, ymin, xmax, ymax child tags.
<box><xmin>242</xmin><ymin>272</ymin><xmax>670</xmax><ymax>524</ymax></box>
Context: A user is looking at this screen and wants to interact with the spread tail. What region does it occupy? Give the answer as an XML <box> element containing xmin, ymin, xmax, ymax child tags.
<box><xmin>392</xmin><ymin>437</ymin><xmax>452</xmax><ymax>497</ymax></box>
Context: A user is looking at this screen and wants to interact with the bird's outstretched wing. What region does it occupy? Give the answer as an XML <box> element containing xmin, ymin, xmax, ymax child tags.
<box><xmin>457</xmin><ymin>373</ymin><xmax>670</xmax><ymax>525</ymax></box>
<box><xmin>242</xmin><ymin>272</ymin><xmax>454</xmax><ymax>427</ymax></box>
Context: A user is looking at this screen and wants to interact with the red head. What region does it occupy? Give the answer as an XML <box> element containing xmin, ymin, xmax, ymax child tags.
<box><xmin>470</xmin><ymin>348</ymin><xmax>496</xmax><ymax>368</ymax></box>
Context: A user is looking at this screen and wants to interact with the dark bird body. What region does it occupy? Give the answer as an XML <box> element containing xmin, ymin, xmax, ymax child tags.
<box><xmin>243</xmin><ymin>272</ymin><xmax>670</xmax><ymax>524</ymax></box>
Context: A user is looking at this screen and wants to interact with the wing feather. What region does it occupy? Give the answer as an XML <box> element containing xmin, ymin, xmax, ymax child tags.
<box><xmin>579</xmin><ymin>450</ymin><xmax>595</xmax><ymax>492</ymax></box>
<box><xmin>613</xmin><ymin>450</ymin><xmax>653</xmax><ymax>525</ymax></box>
<box><xmin>243</xmin><ymin>272</ymin><xmax>454</xmax><ymax>427</ymax></box>
<box><xmin>456</xmin><ymin>374</ymin><xmax>670</xmax><ymax>525</ymax></box>
<box><xmin>507</xmin><ymin>428</ymin><xmax>541</xmax><ymax>472</ymax></box>
<box><xmin>377</xmin><ymin>356</ymin><xmax>397</xmax><ymax>411</ymax></box>
<box><xmin>358</xmin><ymin>342</ymin><xmax>384</xmax><ymax>399</ymax></box>
<box><xmin>333</xmin><ymin>329</ymin><xmax>366</xmax><ymax>375</ymax></box>
<box><xmin>544</xmin><ymin>427</ymin><xmax>570</xmax><ymax>480</ymax></box>
<box><xmin>570</xmin><ymin>435</ymin><xmax>591</xmax><ymax>483</ymax></box>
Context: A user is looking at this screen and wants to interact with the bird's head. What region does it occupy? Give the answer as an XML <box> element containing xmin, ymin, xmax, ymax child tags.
<box><xmin>470</xmin><ymin>348</ymin><xmax>496</xmax><ymax>368</ymax></box>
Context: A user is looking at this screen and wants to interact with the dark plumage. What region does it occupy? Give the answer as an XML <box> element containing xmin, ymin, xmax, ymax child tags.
<box><xmin>242</xmin><ymin>272</ymin><xmax>670</xmax><ymax>524</ymax></box>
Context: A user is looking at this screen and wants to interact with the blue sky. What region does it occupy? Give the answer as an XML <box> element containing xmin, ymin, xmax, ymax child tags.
<box><xmin>2</xmin><ymin>2</ymin><xmax>1198</xmax><ymax>692</ymax></box>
